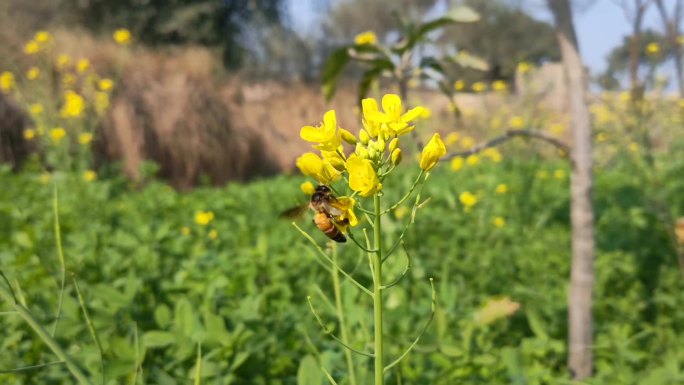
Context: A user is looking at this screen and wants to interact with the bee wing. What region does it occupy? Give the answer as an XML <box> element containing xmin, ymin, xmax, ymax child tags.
<box><xmin>322</xmin><ymin>200</ymin><xmax>344</xmax><ymax>217</ymax></box>
<box><xmin>279</xmin><ymin>203</ymin><xmax>309</xmax><ymax>219</ymax></box>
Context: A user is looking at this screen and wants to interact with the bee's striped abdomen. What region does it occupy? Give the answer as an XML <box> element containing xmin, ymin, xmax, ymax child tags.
<box><xmin>313</xmin><ymin>212</ymin><xmax>346</xmax><ymax>243</ymax></box>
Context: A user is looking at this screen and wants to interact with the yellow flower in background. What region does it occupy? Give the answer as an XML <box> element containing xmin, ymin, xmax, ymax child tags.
<box><xmin>394</xmin><ymin>206</ymin><xmax>410</xmax><ymax>220</ymax></box>
<box><xmin>50</xmin><ymin>127</ymin><xmax>66</xmax><ymax>142</ymax></box>
<box><xmin>454</xmin><ymin>80</ymin><xmax>466</xmax><ymax>91</ymax></box>
<box><xmin>445</xmin><ymin>132</ymin><xmax>459</xmax><ymax>146</ymax></box>
<box><xmin>60</xmin><ymin>91</ymin><xmax>85</xmax><ymax>118</ymax></box>
<box><xmin>646</xmin><ymin>42</ymin><xmax>660</xmax><ymax>55</ymax></box>
<box><xmin>39</xmin><ymin>173</ymin><xmax>51</xmax><ymax>185</ymax></box>
<box><xmin>629</xmin><ymin>142</ymin><xmax>639</xmax><ymax>152</ymax></box>
<box><xmin>471</xmin><ymin>81</ymin><xmax>486</xmax><ymax>93</ymax></box>
<box><xmin>83</xmin><ymin>170</ymin><xmax>97</xmax><ymax>182</ymax></box>
<box><xmin>113</xmin><ymin>28</ymin><xmax>132</xmax><ymax>45</ymax></box>
<box><xmin>419</xmin><ymin>133</ymin><xmax>446</xmax><ymax>171</ymax></box>
<box><xmin>459</xmin><ymin>191</ymin><xmax>478</xmax><ymax>209</ymax></box>
<box><xmin>94</xmin><ymin>91</ymin><xmax>110</xmax><ymax>114</ymax></box>
<box><xmin>78</xmin><ymin>132</ymin><xmax>93</xmax><ymax>145</ymax></box>
<box><xmin>366</xmin><ymin>94</ymin><xmax>425</xmax><ymax>136</ymax></box>
<box><xmin>29</xmin><ymin>103</ymin><xmax>43</xmax><ymax>116</ymax></box>
<box><xmin>76</xmin><ymin>58</ymin><xmax>90</xmax><ymax>73</ymax></box>
<box><xmin>26</xmin><ymin>67</ymin><xmax>40</xmax><ymax>80</ymax></box>
<box><xmin>492</xmin><ymin>80</ymin><xmax>507</xmax><ymax>92</ymax></box>
<box><xmin>493</xmin><ymin>217</ymin><xmax>506</xmax><ymax>228</ymax></box>
<box><xmin>460</xmin><ymin>136</ymin><xmax>475</xmax><ymax>149</ymax></box>
<box><xmin>98</xmin><ymin>78</ymin><xmax>114</xmax><ymax>91</ymax></box>
<box><xmin>181</xmin><ymin>226</ymin><xmax>190</xmax><ymax>236</ymax></box>
<box><xmin>550</xmin><ymin>123</ymin><xmax>565</xmax><ymax>135</ymax></box>
<box><xmin>61</xmin><ymin>73</ymin><xmax>75</xmax><ymax>88</ymax></box>
<box><xmin>346</xmin><ymin>154</ymin><xmax>382</xmax><ymax>197</ymax></box>
<box><xmin>536</xmin><ymin>170</ymin><xmax>549</xmax><ymax>179</ymax></box>
<box><xmin>466</xmin><ymin>154</ymin><xmax>479</xmax><ymax>166</ymax></box>
<box><xmin>554</xmin><ymin>169</ymin><xmax>566</xmax><ymax>180</ymax></box>
<box><xmin>208</xmin><ymin>229</ymin><xmax>218</xmax><ymax>240</ymax></box>
<box><xmin>618</xmin><ymin>91</ymin><xmax>631</xmax><ymax>102</ymax></box>
<box><xmin>0</xmin><ymin>71</ymin><xmax>15</xmax><ymax>91</ymax></box>
<box><xmin>300</xmin><ymin>181</ymin><xmax>315</xmax><ymax>195</ymax></box>
<box><xmin>517</xmin><ymin>61</ymin><xmax>532</xmax><ymax>74</ymax></box>
<box><xmin>483</xmin><ymin>148</ymin><xmax>502</xmax><ymax>163</ymax></box>
<box><xmin>490</xmin><ymin>117</ymin><xmax>502</xmax><ymax>130</ymax></box>
<box><xmin>595</xmin><ymin>132</ymin><xmax>608</xmax><ymax>143</ymax></box>
<box><xmin>451</xmin><ymin>157</ymin><xmax>464</xmax><ymax>171</ymax></box>
<box><xmin>496</xmin><ymin>184</ymin><xmax>508</xmax><ymax>194</ymax></box>
<box><xmin>354</xmin><ymin>30</ymin><xmax>377</xmax><ymax>45</ymax></box>
<box><xmin>195</xmin><ymin>211</ymin><xmax>215</xmax><ymax>226</ymax></box>
<box><xmin>474</xmin><ymin>297</ymin><xmax>520</xmax><ymax>325</ymax></box>
<box><xmin>296</xmin><ymin>152</ymin><xmax>341</xmax><ymax>185</ymax></box>
<box><xmin>509</xmin><ymin>116</ymin><xmax>525</xmax><ymax>128</ymax></box>
<box><xmin>24</xmin><ymin>40</ymin><xmax>40</xmax><ymax>55</ymax></box>
<box><xmin>678</xmin><ymin>35</ymin><xmax>684</xmax><ymax>45</ymax></box>
<box><xmin>420</xmin><ymin>107</ymin><xmax>432</xmax><ymax>119</ymax></box>
<box><xmin>34</xmin><ymin>31</ymin><xmax>52</xmax><ymax>43</ymax></box>
<box><xmin>56</xmin><ymin>54</ymin><xmax>71</xmax><ymax>69</ymax></box>
<box><xmin>23</xmin><ymin>129</ymin><xmax>36</xmax><ymax>140</ymax></box>
<box><xmin>300</xmin><ymin>110</ymin><xmax>341</xmax><ymax>151</ymax></box>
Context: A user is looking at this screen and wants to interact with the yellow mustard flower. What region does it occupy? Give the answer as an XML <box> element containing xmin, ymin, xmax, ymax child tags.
<box><xmin>181</xmin><ymin>226</ymin><xmax>191</xmax><ymax>236</ymax></box>
<box><xmin>459</xmin><ymin>191</ymin><xmax>478</xmax><ymax>209</ymax></box>
<box><xmin>195</xmin><ymin>211</ymin><xmax>215</xmax><ymax>226</ymax></box>
<box><xmin>300</xmin><ymin>181</ymin><xmax>315</xmax><ymax>195</ymax></box>
<box><xmin>471</xmin><ymin>81</ymin><xmax>486</xmax><ymax>93</ymax></box>
<box><xmin>365</xmin><ymin>94</ymin><xmax>425</xmax><ymax>136</ymax></box>
<box><xmin>94</xmin><ymin>91</ymin><xmax>110</xmax><ymax>114</ymax></box>
<box><xmin>629</xmin><ymin>142</ymin><xmax>639</xmax><ymax>152</ymax></box>
<box><xmin>98</xmin><ymin>78</ymin><xmax>114</xmax><ymax>91</ymax></box>
<box><xmin>76</xmin><ymin>58</ymin><xmax>90</xmax><ymax>73</ymax></box>
<box><xmin>492</xmin><ymin>80</ymin><xmax>507</xmax><ymax>92</ymax></box>
<box><xmin>493</xmin><ymin>217</ymin><xmax>506</xmax><ymax>228</ymax></box>
<box><xmin>445</xmin><ymin>132</ymin><xmax>459</xmax><ymax>146</ymax></box>
<box><xmin>56</xmin><ymin>54</ymin><xmax>71</xmax><ymax>69</ymax></box>
<box><xmin>331</xmin><ymin>196</ymin><xmax>358</xmax><ymax>228</ymax></box>
<box><xmin>78</xmin><ymin>132</ymin><xmax>93</xmax><ymax>145</ymax></box>
<box><xmin>420</xmin><ymin>107</ymin><xmax>432</xmax><ymax>119</ymax></box>
<box><xmin>39</xmin><ymin>173</ymin><xmax>51</xmax><ymax>185</ymax></box>
<box><xmin>354</xmin><ymin>31</ymin><xmax>377</xmax><ymax>45</ymax></box>
<box><xmin>24</xmin><ymin>40</ymin><xmax>40</xmax><ymax>55</ymax></box>
<box><xmin>60</xmin><ymin>91</ymin><xmax>85</xmax><ymax>118</ymax></box>
<box><xmin>29</xmin><ymin>103</ymin><xmax>43</xmax><ymax>116</ymax></box>
<box><xmin>50</xmin><ymin>127</ymin><xmax>66</xmax><ymax>142</ymax></box>
<box><xmin>419</xmin><ymin>133</ymin><xmax>446</xmax><ymax>171</ymax></box>
<box><xmin>517</xmin><ymin>61</ymin><xmax>532</xmax><ymax>74</ymax></box>
<box><xmin>361</xmin><ymin>98</ymin><xmax>383</xmax><ymax>137</ymax></box>
<box><xmin>550</xmin><ymin>123</ymin><xmax>565</xmax><ymax>135</ymax></box>
<box><xmin>595</xmin><ymin>132</ymin><xmax>608</xmax><ymax>143</ymax></box>
<box><xmin>0</xmin><ymin>71</ymin><xmax>15</xmax><ymax>91</ymax></box>
<box><xmin>300</xmin><ymin>110</ymin><xmax>341</xmax><ymax>151</ymax></box>
<box><xmin>450</xmin><ymin>157</ymin><xmax>464</xmax><ymax>171</ymax></box>
<box><xmin>646</xmin><ymin>42</ymin><xmax>660</xmax><ymax>55</ymax></box>
<box><xmin>554</xmin><ymin>169</ymin><xmax>566</xmax><ymax>180</ymax></box>
<box><xmin>297</xmin><ymin>152</ymin><xmax>341</xmax><ymax>185</ymax></box>
<box><xmin>460</xmin><ymin>136</ymin><xmax>475</xmax><ymax>149</ymax></box>
<box><xmin>454</xmin><ymin>80</ymin><xmax>466</xmax><ymax>91</ymax></box>
<box><xmin>394</xmin><ymin>206</ymin><xmax>410</xmax><ymax>220</ymax></box>
<box><xmin>23</xmin><ymin>129</ymin><xmax>36</xmax><ymax>140</ymax></box>
<box><xmin>26</xmin><ymin>67</ymin><xmax>40</xmax><ymax>80</ymax></box>
<box><xmin>509</xmin><ymin>116</ymin><xmax>525</xmax><ymax>129</ymax></box>
<box><xmin>208</xmin><ymin>229</ymin><xmax>218</xmax><ymax>240</ymax></box>
<box><xmin>34</xmin><ymin>31</ymin><xmax>52</xmax><ymax>43</ymax></box>
<box><xmin>466</xmin><ymin>154</ymin><xmax>479</xmax><ymax>166</ymax></box>
<box><xmin>483</xmin><ymin>148</ymin><xmax>502</xmax><ymax>163</ymax></box>
<box><xmin>391</xmin><ymin>148</ymin><xmax>402</xmax><ymax>165</ymax></box>
<box><xmin>496</xmin><ymin>184</ymin><xmax>508</xmax><ymax>194</ymax></box>
<box><xmin>346</xmin><ymin>154</ymin><xmax>381</xmax><ymax>197</ymax></box>
<box><xmin>113</xmin><ymin>29</ymin><xmax>132</xmax><ymax>45</ymax></box>
<box><xmin>83</xmin><ymin>170</ymin><xmax>97</xmax><ymax>182</ymax></box>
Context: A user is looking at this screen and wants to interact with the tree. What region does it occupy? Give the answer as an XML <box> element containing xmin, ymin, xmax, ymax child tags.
<box><xmin>613</xmin><ymin>0</ymin><xmax>655</xmax><ymax>92</ymax></box>
<box><xmin>654</xmin><ymin>0</ymin><xmax>684</xmax><ymax>97</ymax></box>
<box><xmin>601</xmin><ymin>29</ymin><xmax>669</xmax><ymax>90</ymax></box>
<box><xmin>547</xmin><ymin>0</ymin><xmax>596</xmax><ymax>379</ymax></box>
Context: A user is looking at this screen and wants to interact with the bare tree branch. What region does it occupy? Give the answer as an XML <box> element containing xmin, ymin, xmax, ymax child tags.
<box><xmin>441</xmin><ymin>129</ymin><xmax>570</xmax><ymax>161</ymax></box>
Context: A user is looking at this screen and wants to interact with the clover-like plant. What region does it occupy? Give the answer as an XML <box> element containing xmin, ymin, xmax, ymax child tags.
<box><xmin>292</xmin><ymin>94</ymin><xmax>447</xmax><ymax>384</ymax></box>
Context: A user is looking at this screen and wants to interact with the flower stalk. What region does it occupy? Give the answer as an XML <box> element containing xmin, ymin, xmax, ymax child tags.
<box><xmin>372</xmin><ymin>194</ymin><xmax>384</xmax><ymax>385</ymax></box>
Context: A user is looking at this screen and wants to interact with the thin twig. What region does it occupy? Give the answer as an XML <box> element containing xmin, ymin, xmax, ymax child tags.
<box><xmin>442</xmin><ymin>129</ymin><xmax>571</xmax><ymax>161</ymax></box>
<box><xmin>307</xmin><ymin>296</ymin><xmax>375</xmax><ymax>358</ymax></box>
<box><xmin>0</xmin><ymin>360</ymin><xmax>64</xmax><ymax>373</ymax></box>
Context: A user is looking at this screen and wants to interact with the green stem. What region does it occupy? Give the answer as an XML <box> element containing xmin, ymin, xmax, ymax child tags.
<box><xmin>372</xmin><ymin>194</ymin><xmax>384</xmax><ymax>385</ymax></box>
<box><xmin>331</xmin><ymin>244</ymin><xmax>357</xmax><ymax>385</ymax></box>
<box><xmin>0</xmin><ymin>282</ymin><xmax>93</xmax><ymax>385</ymax></box>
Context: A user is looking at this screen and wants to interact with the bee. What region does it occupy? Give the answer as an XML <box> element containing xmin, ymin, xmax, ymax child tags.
<box><xmin>280</xmin><ymin>185</ymin><xmax>349</xmax><ymax>243</ymax></box>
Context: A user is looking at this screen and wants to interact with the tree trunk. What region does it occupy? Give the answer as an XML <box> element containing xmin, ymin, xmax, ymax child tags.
<box><xmin>654</xmin><ymin>0</ymin><xmax>684</xmax><ymax>97</ymax></box>
<box><xmin>547</xmin><ymin>0</ymin><xmax>596</xmax><ymax>380</ymax></box>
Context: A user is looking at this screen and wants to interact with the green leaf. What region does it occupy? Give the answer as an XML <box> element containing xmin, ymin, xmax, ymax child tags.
<box><xmin>297</xmin><ymin>355</ymin><xmax>322</xmax><ymax>385</ymax></box>
<box><xmin>357</xmin><ymin>66</ymin><xmax>384</xmax><ymax>103</ymax></box>
<box><xmin>321</xmin><ymin>47</ymin><xmax>351</xmax><ymax>101</ymax></box>
<box><xmin>406</xmin><ymin>6</ymin><xmax>480</xmax><ymax>50</ymax></box>
<box><xmin>143</xmin><ymin>331</ymin><xmax>177</xmax><ymax>348</ymax></box>
<box><xmin>155</xmin><ymin>304</ymin><xmax>172</xmax><ymax>329</ymax></box>
<box><xmin>526</xmin><ymin>310</ymin><xmax>549</xmax><ymax>340</ymax></box>
<box><xmin>175</xmin><ymin>298</ymin><xmax>197</xmax><ymax>338</ymax></box>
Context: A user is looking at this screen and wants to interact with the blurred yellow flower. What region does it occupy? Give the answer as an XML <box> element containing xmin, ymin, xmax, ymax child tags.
<box><xmin>0</xmin><ymin>71</ymin><xmax>15</xmax><ymax>91</ymax></box>
<box><xmin>60</xmin><ymin>90</ymin><xmax>85</xmax><ymax>118</ymax></box>
<box><xmin>466</xmin><ymin>154</ymin><xmax>479</xmax><ymax>166</ymax></box>
<box><xmin>83</xmin><ymin>170</ymin><xmax>97</xmax><ymax>182</ymax></box>
<box><xmin>354</xmin><ymin>30</ymin><xmax>377</xmax><ymax>45</ymax></box>
<box><xmin>56</xmin><ymin>54</ymin><xmax>71</xmax><ymax>69</ymax></box>
<box><xmin>76</xmin><ymin>58</ymin><xmax>90</xmax><ymax>73</ymax></box>
<box><xmin>459</xmin><ymin>191</ymin><xmax>478</xmax><ymax>209</ymax></box>
<box><xmin>23</xmin><ymin>129</ymin><xmax>36</xmax><ymax>140</ymax></box>
<box><xmin>646</xmin><ymin>42</ymin><xmax>660</xmax><ymax>55</ymax></box>
<box><xmin>24</xmin><ymin>40</ymin><xmax>40</xmax><ymax>55</ymax></box>
<box><xmin>509</xmin><ymin>116</ymin><xmax>525</xmax><ymax>128</ymax></box>
<box><xmin>394</xmin><ymin>206</ymin><xmax>410</xmax><ymax>220</ymax></box>
<box><xmin>445</xmin><ymin>132</ymin><xmax>460</xmax><ymax>146</ymax></box>
<box><xmin>300</xmin><ymin>110</ymin><xmax>341</xmax><ymax>151</ymax></box>
<box><xmin>420</xmin><ymin>133</ymin><xmax>446</xmax><ymax>171</ymax></box>
<box><xmin>113</xmin><ymin>29</ymin><xmax>132</xmax><ymax>45</ymax></box>
<box><xmin>496</xmin><ymin>184</ymin><xmax>508</xmax><ymax>194</ymax></box>
<box><xmin>490</xmin><ymin>117</ymin><xmax>502</xmax><ymax>130</ymax></box>
<box><xmin>493</xmin><ymin>216</ymin><xmax>506</xmax><ymax>228</ymax></box>
<box><xmin>181</xmin><ymin>226</ymin><xmax>190</xmax><ymax>236</ymax></box>
<box><xmin>554</xmin><ymin>169</ymin><xmax>566</xmax><ymax>180</ymax></box>
<box><xmin>208</xmin><ymin>229</ymin><xmax>218</xmax><ymax>240</ymax></box>
<box><xmin>420</xmin><ymin>107</ymin><xmax>432</xmax><ymax>119</ymax></box>
<box><xmin>678</xmin><ymin>35</ymin><xmax>684</xmax><ymax>45</ymax></box>
<box><xmin>39</xmin><ymin>173</ymin><xmax>51</xmax><ymax>185</ymax></box>
<box><xmin>297</xmin><ymin>152</ymin><xmax>340</xmax><ymax>185</ymax></box>
<box><xmin>34</xmin><ymin>31</ymin><xmax>52</xmax><ymax>43</ymax></box>
<box><xmin>98</xmin><ymin>78</ymin><xmax>114</xmax><ymax>91</ymax></box>
<box><xmin>454</xmin><ymin>80</ymin><xmax>466</xmax><ymax>91</ymax></box>
<box><xmin>29</xmin><ymin>103</ymin><xmax>43</xmax><ymax>116</ymax></box>
<box><xmin>618</xmin><ymin>91</ymin><xmax>631</xmax><ymax>102</ymax></box>
<box><xmin>629</xmin><ymin>142</ymin><xmax>639</xmax><ymax>152</ymax></box>
<box><xmin>550</xmin><ymin>123</ymin><xmax>565</xmax><ymax>135</ymax></box>
<box><xmin>517</xmin><ymin>61</ymin><xmax>532</xmax><ymax>74</ymax></box>
<box><xmin>300</xmin><ymin>181</ymin><xmax>315</xmax><ymax>195</ymax></box>
<box><xmin>62</xmin><ymin>73</ymin><xmax>75</xmax><ymax>87</ymax></box>
<box><xmin>492</xmin><ymin>80</ymin><xmax>507</xmax><ymax>92</ymax></box>
<box><xmin>596</xmin><ymin>132</ymin><xmax>608</xmax><ymax>143</ymax></box>
<box><xmin>460</xmin><ymin>136</ymin><xmax>475</xmax><ymax>149</ymax></box>
<box><xmin>365</xmin><ymin>94</ymin><xmax>425</xmax><ymax>136</ymax></box>
<box><xmin>94</xmin><ymin>91</ymin><xmax>110</xmax><ymax>114</ymax></box>
<box><xmin>451</xmin><ymin>157</ymin><xmax>464</xmax><ymax>171</ymax></box>
<box><xmin>471</xmin><ymin>81</ymin><xmax>486</xmax><ymax>93</ymax></box>
<box><xmin>78</xmin><ymin>132</ymin><xmax>93</xmax><ymax>145</ymax></box>
<box><xmin>50</xmin><ymin>127</ymin><xmax>66</xmax><ymax>142</ymax></box>
<box><xmin>483</xmin><ymin>148</ymin><xmax>502</xmax><ymax>163</ymax></box>
<box><xmin>26</xmin><ymin>67</ymin><xmax>40</xmax><ymax>80</ymax></box>
<box><xmin>346</xmin><ymin>154</ymin><xmax>382</xmax><ymax>197</ymax></box>
<box><xmin>537</xmin><ymin>170</ymin><xmax>549</xmax><ymax>179</ymax></box>
<box><xmin>195</xmin><ymin>211</ymin><xmax>215</xmax><ymax>226</ymax></box>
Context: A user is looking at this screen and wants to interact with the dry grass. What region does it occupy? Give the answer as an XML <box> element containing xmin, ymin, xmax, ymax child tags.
<box><xmin>0</xmin><ymin>92</ymin><xmax>32</xmax><ymax>170</ymax></box>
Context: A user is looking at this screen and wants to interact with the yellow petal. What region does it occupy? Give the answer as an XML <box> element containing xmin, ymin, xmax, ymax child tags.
<box><xmin>420</xmin><ymin>133</ymin><xmax>446</xmax><ymax>171</ymax></box>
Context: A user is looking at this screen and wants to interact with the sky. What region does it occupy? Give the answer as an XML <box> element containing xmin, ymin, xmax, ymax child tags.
<box><xmin>287</xmin><ymin>0</ymin><xmax>666</xmax><ymax>76</ymax></box>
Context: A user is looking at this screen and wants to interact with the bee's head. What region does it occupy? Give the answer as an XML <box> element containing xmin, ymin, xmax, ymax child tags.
<box><xmin>315</xmin><ymin>185</ymin><xmax>331</xmax><ymax>194</ymax></box>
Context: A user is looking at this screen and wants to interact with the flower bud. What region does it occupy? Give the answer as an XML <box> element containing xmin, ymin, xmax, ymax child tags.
<box><xmin>391</xmin><ymin>148</ymin><xmax>402</xmax><ymax>166</ymax></box>
<box><xmin>355</xmin><ymin>143</ymin><xmax>369</xmax><ymax>159</ymax></box>
<box><xmin>389</xmin><ymin>138</ymin><xmax>399</xmax><ymax>152</ymax></box>
<box><xmin>340</xmin><ymin>128</ymin><xmax>357</xmax><ymax>145</ymax></box>
<box><xmin>359</xmin><ymin>129</ymin><xmax>370</xmax><ymax>145</ymax></box>
<box><xmin>376</xmin><ymin>135</ymin><xmax>386</xmax><ymax>153</ymax></box>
